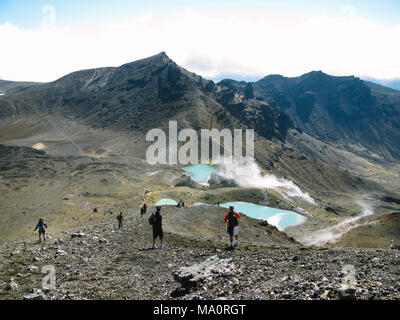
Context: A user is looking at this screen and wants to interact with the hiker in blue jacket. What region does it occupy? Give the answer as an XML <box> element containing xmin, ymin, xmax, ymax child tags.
<box><xmin>34</xmin><ymin>217</ymin><xmax>48</xmax><ymax>243</ymax></box>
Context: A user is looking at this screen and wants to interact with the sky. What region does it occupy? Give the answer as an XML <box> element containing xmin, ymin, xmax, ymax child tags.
<box><xmin>1</xmin><ymin>0</ymin><xmax>400</xmax><ymax>82</ymax></box>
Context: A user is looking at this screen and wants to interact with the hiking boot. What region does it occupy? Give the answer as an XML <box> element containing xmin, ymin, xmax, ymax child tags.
<box><xmin>160</xmin><ymin>244</ymin><xmax>164</xmax><ymax>249</ymax></box>
<box><xmin>151</xmin><ymin>245</ymin><xmax>157</xmax><ymax>250</ymax></box>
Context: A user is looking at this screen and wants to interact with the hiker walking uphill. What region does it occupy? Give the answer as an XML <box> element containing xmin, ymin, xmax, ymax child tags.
<box><xmin>33</xmin><ymin>217</ymin><xmax>48</xmax><ymax>243</ymax></box>
<box><xmin>149</xmin><ymin>206</ymin><xmax>164</xmax><ymax>249</ymax></box>
<box><xmin>117</xmin><ymin>212</ymin><xmax>124</xmax><ymax>229</ymax></box>
<box><xmin>224</xmin><ymin>206</ymin><xmax>240</xmax><ymax>249</ymax></box>
<box><xmin>140</xmin><ymin>203</ymin><xmax>148</xmax><ymax>216</ymax></box>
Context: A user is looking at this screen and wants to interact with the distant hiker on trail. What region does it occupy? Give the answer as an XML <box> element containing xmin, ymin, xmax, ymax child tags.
<box><xmin>224</xmin><ymin>206</ymin><xmax>240</xmax><ymax>249</ymax></box>
<box><xmin>149</xmin><ymin>206</ymin><xmax>164</xmax><ymax>249</ymax></box>
<box><xmin>33</xmin><ymin>217</ymin><xmax>48</xmax><ymax>243</ymax></box>
<box><xmin>117</xmin><ymin>212</ymin><xmax>124</xmax><ymax>229</ymax></box>
<box><xmin>140</xmin><ymin>203</ymin><xmax>148</xmax><ymax>216</ymax></box>
<box><xmin>177</xmin><ymin>200</ymin><xmax>185</xmax><ymax>208</ymax></box>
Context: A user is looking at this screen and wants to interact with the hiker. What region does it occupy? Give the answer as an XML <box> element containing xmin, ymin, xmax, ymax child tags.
<box><xmin>33</xmin><ymin>217</ymin><xmax>48</xmax><ymax>243</ymax></box>
<box><xmin>149</xmin><ymin>206</ymin><xmax>164</xmax><ymax>249</ymax></box>
<box><xmin>177</xmin><ymin>200</ymin><xmax>185</xmax><ymax>208</ymax></box>
<box><xmin>140</xmin><ymin>203</ymin><xmax>148</xmax><ymax>216</ymax></box>
<box><xmin>224</xmin><ymin>206</ymin><xmax>240</xmax><ymax>249</ymax></box>
<box><xmin>117</xmin><ymin>212</ymin><xmax>124</xmax><ymax>228</ymax></box>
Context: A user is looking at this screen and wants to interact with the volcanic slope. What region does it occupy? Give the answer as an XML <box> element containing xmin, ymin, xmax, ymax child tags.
<box><xmin>1</xmin><ymin>206</ymin><xmax>400</xmax><ymax>300</ymax></box>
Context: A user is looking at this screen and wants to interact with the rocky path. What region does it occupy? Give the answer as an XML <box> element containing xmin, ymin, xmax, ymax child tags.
<box><xmin>1</xmin><ymin>210</ymin><xmax>400</xmax><ymax>300</ymax></box>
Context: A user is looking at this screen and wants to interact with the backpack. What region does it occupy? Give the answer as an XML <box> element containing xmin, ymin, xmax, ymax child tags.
<box><xmin>149</xmin><ymin>212</ymin><xmax>161</xmax><ymax>226</ymax></box>
<box><xmin>228</xmin><ymin>211</ymin><xmax>238</xmax><ymax>226</ymax></box>
<box><xmin>148</xmin><ymin>214</ymin><xmax>155</xmax><ymax>225</ymax></box>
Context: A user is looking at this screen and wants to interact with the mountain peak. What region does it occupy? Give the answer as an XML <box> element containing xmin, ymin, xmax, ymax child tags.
<box><xmin>146</xmin><ymin>51</ymin><xmax>172</xmax><ymax>63</ymax></box>
<box><xmin>157</xmin><ymin>51</ymin><xmax>168</xmax><ymax>58</ymax></box>
<box><xmin>300</xmin><ymin>70</ymin><xmax>327</xmax><ymax>79</ymax></box>
<box><xmin>146</xmin><ymin>51</ymin><xmax>170</xmax><ymax>62</ymax></box>
<box><xmin>119</xmin><ymin>51</ymin><xmax>172</xmax><ymax>70</ymax></box>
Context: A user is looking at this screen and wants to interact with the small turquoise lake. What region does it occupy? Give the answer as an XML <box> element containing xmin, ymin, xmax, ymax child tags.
<box><xmin>155</xmin><ymin>198</ymin><xmax>178</xmax><ymax>206</ymax></box>
<box><xmin>220</xmin><ymin>201</ymin><xmax>307</xmax><ymax>230</ymax></box>
<box><xmin>183</xmin><ymin>164</ymin><xmax>216</xmax><ymax>183</ymax></box>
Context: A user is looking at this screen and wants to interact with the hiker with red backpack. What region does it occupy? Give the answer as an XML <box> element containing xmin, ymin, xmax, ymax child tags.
<box><xmin>224</xmin><ymin>206</ymin><xmax>240</xmax><ymax>249</ymax></box>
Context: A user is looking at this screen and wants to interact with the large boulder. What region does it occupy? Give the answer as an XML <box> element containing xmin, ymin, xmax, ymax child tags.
<box><xmin>24</xmin><ymin>289</ymin><xmax>49</xmax><ymax>300</ymax></box>
<box><xmin>23</xmin><ymin>292</ymin><xmax>49</xmax><ymax>300</ymax></box>
<box><xmin>173</xmin><ymin>255</ymin><xmax>234</xmax><ymax>288</ymax></box>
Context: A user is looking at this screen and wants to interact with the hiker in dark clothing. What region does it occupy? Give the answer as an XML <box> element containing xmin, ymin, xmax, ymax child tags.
<box><xmin>117</xmin><ymin>212</ymin><xmax>124</xmax><ymax>229</ymax></box>
<box><xmin>34</xmin><ymin>217</ymin><xmax>48</xmax><ymax>243</ymax></box>
<box><xmin>149</xmin><ymin>206</ymin><xmax>164</xmax><ymax>249</ymax></box>
<box><xmin>140</xmin><ymin>203</ymin><xmax>148</xmax><ymax>216</ymax></box>
<box><xmin>224</xmin><ymin>206</ymin><xmax>240</xmax><ymax>249</ymax></box>
<box><xmin>177</xmin><ymin>200</ymin><xmax>185</xmax><ymax>208</ymax></box>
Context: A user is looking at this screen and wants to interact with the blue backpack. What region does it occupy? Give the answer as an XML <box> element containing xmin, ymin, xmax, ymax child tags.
<box><xmin>148</xmin><ymin>214</ymin><xmax>155</xmax><ymax>225</ymax></box>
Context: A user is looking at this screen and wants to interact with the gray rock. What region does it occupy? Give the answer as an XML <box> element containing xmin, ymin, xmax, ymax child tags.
<box><xmin>56</xmin><ymin>249</ymin><xmax>67</xmax><ymax>255</ymax></box>
<box><xmin>338</xmin><ymin>285</ymin><xmax>357</xmax><ymax>300</ymax></box>
<box><xmin>173</xmin><ymin>255</ymin><xmax>234</xmax><ymax>288</ymax></box>
<box><xmin>259</xmin><ymin>220</ymin><xmax>269</xmax><ymax>227</ymax></box>
<box><xmin>23</xmin><ymin>292</ymin><xmax>49</xmax><ymax>300</ymax></box>
<box><xmin>99</xmin><ymin>237</ymin><xmax>109</xmax><ymax>244</ymax></box>
<box><xmin>278</xmin><ymin>201</ymin><xmax>291</xmax><ymax>210</ymax></box>
<box><xmin>6</xmin><ymin>281</ymin><xmax>19</xmax><ymax>291</ymax></box>
<box><xmin>27</xmin><ymin>265</ymin><xmax>38</xmax><ymax>271</ymax></box>
<box><xmin>71</xmin><ymin>232</ymin><xmax>86</xmax><ymax>238</ymax></box>
<box><xmin>390</xmin><ymin>240</ymin><xmax>400</xmax><ymax>250</ymax></box>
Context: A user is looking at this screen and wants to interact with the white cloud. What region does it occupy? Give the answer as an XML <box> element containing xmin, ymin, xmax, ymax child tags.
<box><xmin>341</xmin><ymin>5</ymin><xmax>356</xmax><ymax>18</ymax></box>
<box><xmin>1</xmin><ymin>7</ymin><xmax>400</xmax><ymax>82</ymax></box>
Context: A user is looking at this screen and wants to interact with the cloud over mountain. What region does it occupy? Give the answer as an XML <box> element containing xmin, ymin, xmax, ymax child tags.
<box><xmin>1</xmin><ymin>7</ymin><xmax>400</xmax><ymax>82</ymax></box>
